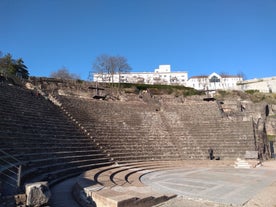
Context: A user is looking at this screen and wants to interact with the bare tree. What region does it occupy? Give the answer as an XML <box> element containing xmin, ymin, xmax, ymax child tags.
<box><xmin>92</xmin><ymin>54</ymin><xmax>131</xmax><ymax>84</ymax></box>
<box><xmin>237</xmin><ymin>72</ymin><xmax>246</xmax><ymax>80</ymax></box>
<box><xmin>116</xmin><ymin>56</ymin><xmax>131</xmax><ymax>84</ymax></box>
<box><xmin>50</xmin><ymin>67</ymin><xmax>80</xmax><ymax>80</ymax></box>
<box><xmin>92</xmin><ymin>54</ymin><xmax>111</xmax><ymax>82</ymax></box>
<box><xmin>219</xmin><ymin>72</ymin><xmax>229</xmax><ymax>77</ymax></box>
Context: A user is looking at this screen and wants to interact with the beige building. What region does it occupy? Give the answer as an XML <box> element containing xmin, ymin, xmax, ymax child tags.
<box><xmin>238</xmin><ymin>76</ymin><xmax>276</xmax><ymax>93</ymax></box>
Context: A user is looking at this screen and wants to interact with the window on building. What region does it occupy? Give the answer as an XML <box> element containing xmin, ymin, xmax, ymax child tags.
<box><xmin>209</xmin><ymin>76</ymin><xmax>220</xmax><ymax>83</ymax></box>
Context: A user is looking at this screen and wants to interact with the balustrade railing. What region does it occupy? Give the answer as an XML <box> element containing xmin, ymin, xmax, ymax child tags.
<box><xmin>0</xmin><ymin>149</ymin><xmax>22</xmax><ymax>195</ymax></box>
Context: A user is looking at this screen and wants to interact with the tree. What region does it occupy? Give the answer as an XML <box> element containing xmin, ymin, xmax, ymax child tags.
<box><xmin>92</xmin><ymin>54</ymin><xmax>112</xmax><ymax>82</ymax></box>
<box><xmin>15</xmin><ymin>58</ymin><xmax>29</xmax><ymax>79</ymax></box>
<box><xmin>219</xmin><ymin>72</ymin><xmax>229</xmax><ymax>77</ymax></box>
<box><xmin>50</xmin><ymin>67</ymin><xmax>80</xmax><ymax>80</ymax></box>
<box><xmin>116</xmin><ymin>56</ymin><xmax>131</xmax><ymax>83</ymax></box>
<box><xmin>0</xmin><ymin>53</ymin><xmax>14</xmax><ymax>75</ymax></box>
<box><xmin>92</xmin><ymin>54</ymin><xmax>131</xmax><ymax>83</ymax></box>
<box><xmin>0</xmin><ymin>53</ymin><xmax>29</xmax><ymax>79</ymax></box>
<box><xmin>237</xmin><ymin>72</ymin><xmax>246</xmax><ymax>80</ymax></box>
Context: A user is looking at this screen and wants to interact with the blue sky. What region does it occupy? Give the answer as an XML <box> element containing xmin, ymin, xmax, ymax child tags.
<box><xmin>1</xmin><ymin>0</ymin><xmax>275</xmax><ymax>80</ymax></box>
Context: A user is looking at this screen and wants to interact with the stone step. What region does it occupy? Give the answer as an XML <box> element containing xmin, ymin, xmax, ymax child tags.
<box><xmin>234</xmin><ymin>158</ymin><xmax>251</xmax><ymax>169</ymax></box>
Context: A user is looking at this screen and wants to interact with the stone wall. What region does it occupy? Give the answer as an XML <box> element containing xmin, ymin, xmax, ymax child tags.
<box><xmin>221</xmin><ymin>100</ymin><xmax>274</xmax><ymax>159</ymax></box>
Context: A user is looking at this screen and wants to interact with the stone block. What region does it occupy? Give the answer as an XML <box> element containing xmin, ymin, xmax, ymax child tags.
<box><xmin>14</xmin><ymin>193</ymin><xmax>27</xmax><ymax>205</ymax></box>
<box><xmin>25</xmin><ymin>181</ymin><xmax>51</xmax><ymax>207</ymax></box>
<box><xmin>244</xmin><ymin>151</ymin><xmax>258</xmax><ymax>159</ymax></box>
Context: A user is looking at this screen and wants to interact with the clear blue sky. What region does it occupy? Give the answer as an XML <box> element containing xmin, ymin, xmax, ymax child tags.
<box><xmin>1</xmin><ymin>0</ymin><xmax>275</xmax><ymax>80</ymax></box>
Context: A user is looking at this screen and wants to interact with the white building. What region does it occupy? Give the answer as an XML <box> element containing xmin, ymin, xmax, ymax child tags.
<box><xmin>187</xmin><ymin>72</ymin><xmax>243</xmax><ymax>91</ymax></box>
<box><xmin>93</xmin><ymin>66</ymin><xmax>245</xmax><ymax>91</ymax></box>
<box><xmin>93</xmin><ymin>65</ymin><xmax>188</xmax><ymax>85</ymax></box>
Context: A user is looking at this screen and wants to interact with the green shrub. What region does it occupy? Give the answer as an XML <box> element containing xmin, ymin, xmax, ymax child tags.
<box><xmin>245</xmin><ymin>90</ymin><xmax>259</xmax><ymax>94</ymax></box>
<box><xmin>217</xmin><ymin>90</ymin><xmax>227</xmax><ymax>96</ymax></box>
<box><xmin>120</xmin><ymin>83</ymin><xmax>202</xmax><ymax>96</ymax></box>
<box><xmin>76</xmin><ymin>79</ymin><xmax>83</xmax><ymax>84</ymax></box>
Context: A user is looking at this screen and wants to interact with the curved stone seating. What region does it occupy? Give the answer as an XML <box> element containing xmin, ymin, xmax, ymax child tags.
<box><xmin>0</xmin><ymin>81</ymin><xmax>258</xmax><ymax>205</ymax></box>
<box><xmin>74</xmin><ymin>160</ymin><xmax>234</xmax><ymax>207</ymax></box>
<box><xmin>0</xmin><ymin>84</ymin><xmax>113</xmax><ymax>196</ymax></box>
<box><xmin>57</xmin><ymin>95</ymin><xmax>255</xmax><ymax>162</ymax></box>
<box><xmin>73</xmin><ymin>161</ymin><xmax>178</xmax><ymax>207</ymax></box>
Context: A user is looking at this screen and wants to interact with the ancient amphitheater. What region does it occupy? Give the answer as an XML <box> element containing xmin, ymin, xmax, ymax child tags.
<box><xmin>1</xmin><ymin>77</ymin><xmax>276</xmax><ymax>207</ymax></box>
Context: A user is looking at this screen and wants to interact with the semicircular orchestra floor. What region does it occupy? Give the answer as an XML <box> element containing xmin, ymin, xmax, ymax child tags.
<box><xmin>141</xmin><ymin>164</ymin><xmax>276</xmax><ymax>206</ymax></box>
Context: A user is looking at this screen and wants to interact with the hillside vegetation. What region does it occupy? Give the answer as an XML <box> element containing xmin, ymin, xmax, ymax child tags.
<box><xmin>215</xmin><ymin>89</ymin><xmax>276</xmax><ymax>104</ymax></box>
<box><xmin>107</xmin><ymin>83</ymin><xmax>205</xmax><ymax>97</ymax></box>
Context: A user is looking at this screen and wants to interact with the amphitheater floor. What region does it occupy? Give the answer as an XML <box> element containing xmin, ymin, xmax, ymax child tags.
<box><xmin>142</xmin><ymin>160</ymin><xmax>276</xmax><ymax>207</ymax></box>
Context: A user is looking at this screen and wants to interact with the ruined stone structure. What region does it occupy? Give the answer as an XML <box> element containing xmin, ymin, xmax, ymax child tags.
<box><xmin>0</xmin><ymin>77</ymin><xmax>274</xmax><ymax>207</ymax></box>
<box><xmin>220</xmin><ymin>100</ymin><xmax>274</xmax><ymax>160</ymax></box>
<box><xmin>25</xmin><ymin>182</ymin><xmax>51</xmax><ymax>207</ymax></box>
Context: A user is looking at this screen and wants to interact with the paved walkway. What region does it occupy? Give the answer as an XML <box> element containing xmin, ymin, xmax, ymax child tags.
<box><xmin>141</xmin><ymin>166</ymin><xmax>276</xmax><ymax>206</ymax></box>
<box><xmin>49</xmin><ymin>177</ymin><xmax>80</xmax><ymax>207</ymax></box>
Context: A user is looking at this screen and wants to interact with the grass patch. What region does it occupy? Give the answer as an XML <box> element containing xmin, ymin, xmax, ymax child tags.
<box><xmin>245</xmin><ymin>90</ymin><xmax>259</xmax><ymax>94</ymax></box>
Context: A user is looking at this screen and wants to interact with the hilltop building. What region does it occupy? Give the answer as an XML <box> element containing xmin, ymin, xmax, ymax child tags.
<box><xmin>93</xmin><ymin>65</ymin><xmax>244</xmax><ymax>91</ymax></box>
<box><xmin>93</xmin><ymin>65</ymin><xmax>188</xmax><ymax>85</ymax></box>
<box><xmin>187</xmin><ymin>72</ymin><xmax>243</xmax><ymax>91</ymax></box>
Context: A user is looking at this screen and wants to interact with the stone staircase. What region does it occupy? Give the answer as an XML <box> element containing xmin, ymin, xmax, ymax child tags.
<box><xmin>0</xmin><ymin>84</ymin><xmax>113</xmax><ymax>199</ymax></box>
<box><xmin>57</xmin><ymin>95</ymin><xmax>256</xmax><ymax>161</ymax></box>
<box><xmin>234</xmin><ymin>158</ymin><xmax>251</xmax><ymax>169</ymax></box>
<box><xmin>0</xmin><ymin>81</ymin><xmax>259</xmax><ymax>206</ymax></box>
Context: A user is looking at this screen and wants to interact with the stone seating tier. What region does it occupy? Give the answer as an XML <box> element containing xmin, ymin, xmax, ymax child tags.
<box><xmin>0</xmin><ymin>84</ymin><xmax>113</xmax><ymax>196</ymax></box>
<box><xmin>0</xmin><ymin>83</ymin><xmax>257</xmax><ymax>200</ymax></box>
<box><xmin>58</xmin><ymin>96</ymin><xmax>255</xmax><ymax>161</ymax></box>
<box><xmin>73</xmin><ymin>160</ymin><xmax>234</xmax><ymax>207</ymax></box>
